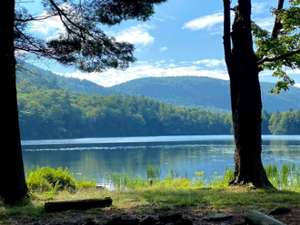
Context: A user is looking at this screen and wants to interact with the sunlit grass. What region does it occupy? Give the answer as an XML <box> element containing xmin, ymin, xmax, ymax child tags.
<box><xmin>0</xmin><ymin>164</ymin><xmax>299</xmax><ymax>222</ymax></box>
<box><xmin>107</xmin><ymin>164</ymin><xmax>300</xmax><ymax>192</ymax></box>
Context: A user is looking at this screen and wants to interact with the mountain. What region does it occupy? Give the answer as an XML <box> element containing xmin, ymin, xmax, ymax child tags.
<box><xmin>17</xmin><ymin>63</ymin><xmax>300</xmax><ymax>112</ymax></box>
<box><xmin>111</xmin><ymin>77</ymin><xmax>230</xmax><ymax>111</ymax></box>
<box><xmin>17</xmin><ymin>63</ymin><xmax>108</xmax><ymax>95</ymax></box>
<box><xmin>110</xmin><ymin>76</ymin><xmax>300</xmax><ymax>112</ymax></box>
<box><xmin>16</xmin><ymin>63</ymin><xmax>300</xmax><ymax>138</ymax></box>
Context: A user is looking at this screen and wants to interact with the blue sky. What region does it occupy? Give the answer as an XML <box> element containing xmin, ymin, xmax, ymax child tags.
<box><xmin>20</xmin><ymin>0</ymin><xmax>300</xmax><ymax>87</ymax></box>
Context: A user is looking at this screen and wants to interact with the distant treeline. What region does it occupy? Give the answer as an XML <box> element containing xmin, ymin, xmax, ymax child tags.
<box><xmin>18</xmin><ymin>88</ymin><xmax>300</xmax><ymax>140</ymax></box>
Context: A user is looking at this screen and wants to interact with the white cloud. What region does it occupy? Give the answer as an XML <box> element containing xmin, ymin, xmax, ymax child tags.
<box><xmin>28</xmin><ymin>14</ymin><xmax>65</xmax><ymax>39</ymax></box>
<box><xmin>27</xmin><ymin>3</ymin><xmax>72</xmax><ymax>40</ymax></box>
<box><xmin>194</xmin><ymin>59</ymin><xmax>225</xmax><ymax>68</ymax></box>
<box><xmin>63</xmin><ymin>60</ymin><xmax>229</xmax><ymax>87</ymax></box>
<box><xmin>159</xmin><ymin>46</ymin><xmax>168</xmax><ymax>52</ymax></box>
<box><xmin>115</xmin><ymin>25</ymin><xmax>154</xmax><ymax>46</ymax></box>
<box><xmin>254</xmin><ymin>17</ymin><xmax>274</xmax><ymax>31</ymax></box>
<box><xmin>295</xmin><ymin>83</ymin><xmax>300</xmax><ymax>88</ymax></box>
<box><xmin>183</xmin><ymin>12</ymin><xmax>223</xmax><ymax>31</ymax></box>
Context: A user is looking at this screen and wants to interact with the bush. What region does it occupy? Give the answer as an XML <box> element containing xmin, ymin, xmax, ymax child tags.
<box><xmin>27</xmin><ymin>167</ymin><xmax>76</xmax><ymax>192</ymax></box>
<box><xmin>76</xmin><ymin>181</ymin><xmax>97</xmax><ymax>189</ymax></box>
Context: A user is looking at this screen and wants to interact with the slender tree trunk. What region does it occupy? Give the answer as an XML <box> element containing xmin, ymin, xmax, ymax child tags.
<box><xmin>0</xmin><ymin>0</ymin><xmax>28</xmax><ymax>203</ymax></box>
<box><xmin>223</xmin><ymin>0</ymin><xmax>273</xmax><ymax>188</ymax></box>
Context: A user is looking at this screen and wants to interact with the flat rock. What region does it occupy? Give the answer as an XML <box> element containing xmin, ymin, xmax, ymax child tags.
<box><xmin>203</xmin><ymin>213</ymin><xmax>233</xmax><ymax>221</ymax></box>
<box><xmin>245</xmin><ymin>209</ymin><xmax>286</xmax><ymax>225</ymax></box>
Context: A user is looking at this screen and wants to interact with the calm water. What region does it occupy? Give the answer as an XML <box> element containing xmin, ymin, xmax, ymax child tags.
<box><xmin>22</xmin><ymin>135</ymin><xmax>300</xmax><ymax>184</ymax></box>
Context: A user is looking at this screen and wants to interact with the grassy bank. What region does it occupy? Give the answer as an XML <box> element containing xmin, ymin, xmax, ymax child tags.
<box><xmin>1</xmin><ymin>165</ymin><xmax>300</xmax><ymax>223</ymax></box>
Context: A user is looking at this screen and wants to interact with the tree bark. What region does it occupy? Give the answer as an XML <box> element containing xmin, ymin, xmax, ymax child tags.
<box><xmin>0</xmin><ymin>0</ymin><xmax>28</xmax><ymax>203</ymax></box>
<box><xmin>223</xmin><ymin>0</ymin><xmax>273</xmax><ymax>188</ymax></box>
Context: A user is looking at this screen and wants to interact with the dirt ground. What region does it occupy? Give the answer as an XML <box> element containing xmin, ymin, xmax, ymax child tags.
<box><xmin>3</xmin><ymin>206</ymin><xmax>300</xmax><ymax>225</ymax></box>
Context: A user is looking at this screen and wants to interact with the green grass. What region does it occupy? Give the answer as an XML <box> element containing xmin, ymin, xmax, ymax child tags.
<box><xmin>107</xmin><ymin>164</ymin><xmax>300</xmax><ymax>192</ymax></box>
<box><xmin>1</xmin><ymin>186</ymin><xmax>299</xmax><ymax>220</ymax></box>
<box><xmin>0</xmin><ymin>165</ymin><xmax>299</xmax><ymax>223</ymax></box>
<box><xmin>265</xmin><ymin>164</ymin><xmax>300</xmax><ymax>192</ymax></box>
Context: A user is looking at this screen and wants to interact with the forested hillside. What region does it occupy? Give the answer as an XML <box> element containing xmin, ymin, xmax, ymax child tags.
<box><xmin>17</xmin><ymin>63</ymin><xmax>108</xmax><ymax>95</ymax></box>
<box><xmin>16</xmin><ymin>63</ymin><xmax>300</xmax><ymax>139</ymax></box>
<box><xmin>269</xmin><ymin>111</ymin><xmax>300</xmax><ymax>135</ymax></box>
<box><xmin>18</xmin><ymin>88</ymin><xmax>232</xmax><ymax>139</ymax></box>
<box><xmin>17</xmin><ymin>63</ymin><xmax>300</xmax><ymax>112</ymax></box>
<box><xmin>111</xmin><ymin>77</ymin><xmax>300</xmax><ymax>112</ymax></box>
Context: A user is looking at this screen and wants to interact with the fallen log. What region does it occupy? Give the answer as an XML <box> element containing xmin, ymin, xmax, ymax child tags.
<box><xmin>245</xmin><ymin>209</ymin><xmax>286</xmax><ymax>225</ymax></box>
<box><xmin>45</xmin><ymin>197</ymin><xmax>112</xmax><ymax>212</ymax></box>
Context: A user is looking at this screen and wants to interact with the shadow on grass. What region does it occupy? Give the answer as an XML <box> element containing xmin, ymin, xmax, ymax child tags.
<box><xmin>0</xmin><ymin>197</ymin><xmax>43</xmax><ymax>220</ymax></box>
<box><xmin>0</xmin><ymin>187</ymin><xmax>300</xmax><ymax>224</ymax></box>
<box><xmin>134</xmin><ymin>187</ymin><xmax>300</xmax><ymax>210</ymax></box>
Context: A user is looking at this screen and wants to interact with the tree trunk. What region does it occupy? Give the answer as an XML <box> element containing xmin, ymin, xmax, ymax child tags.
<box><xmin>223</xmin><ymin>0</ymin><xmax>273</xmax><ymax>188</ymax></box>
<box><xmin>0</xmin><ymin>0</ymin><xmax>28</xmax><ymax>203</ymax></box>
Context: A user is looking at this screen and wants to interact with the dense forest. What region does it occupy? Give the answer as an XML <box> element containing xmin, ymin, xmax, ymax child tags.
<box><xmin>18</xmin><ymin>87</ymin><xmax>232</xmax><ymax>139</ymax></box>
<box><xmin>17</xmin><ymin>85</ymin><xmax>300</xmax><ymax>139</ymax></box>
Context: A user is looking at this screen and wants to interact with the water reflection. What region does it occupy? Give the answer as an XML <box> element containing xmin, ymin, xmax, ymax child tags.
<box><xmin>23</xmin><ymin>138</ymin><xmax>300</xmax><ymax>183</ymax></box>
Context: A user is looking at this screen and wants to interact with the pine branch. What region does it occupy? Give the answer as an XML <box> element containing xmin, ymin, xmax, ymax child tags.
<box><xmin>15</xmin><ymin>14</ymin><xmax>57</xmax><ymax>23</ymax></box>
<box><xmin>257</xmin><ymin>48</ymin><xmax>300</xmax><ymax>65</ymax></box>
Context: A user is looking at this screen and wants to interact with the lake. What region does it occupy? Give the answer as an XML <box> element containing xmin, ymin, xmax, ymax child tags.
<box><xmin>22</xmin><ymin>135</ymin><xmax>300</xmax><ymax>184</ymax></box>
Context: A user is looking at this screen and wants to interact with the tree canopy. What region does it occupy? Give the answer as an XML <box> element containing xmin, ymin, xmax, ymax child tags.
<box><xmin>15</xmin><ymin>0</ymin><xmax>166</xmax><ymax>72</ymax></box>
<box><xmin>253</xmin><ymin>0</ymin><xmax>300</xmax><ymax>93</ymax></box>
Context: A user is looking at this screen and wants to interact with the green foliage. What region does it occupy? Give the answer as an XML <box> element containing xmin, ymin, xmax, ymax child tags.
<box><xmin>26</xmin><ymin>167</ymin><xmax>96</xmax><ymax>194</ymax></box>
<box><xmin>265</xmin><ymin>164</ymin><xmax>300</xmax><ymax>192</ymax></box>
<box><xmin>146</xmin><ymin>165</ymin><xmax>160</xmax><ymax>180</ymax></box>
<box><xmin>210</xmin><ymin>169</ymin><xmax>234</xmax><ymax>189</ymax></box>
<box><xmin>253</xmin><ymin>0</ymin><xmax>300</xmax><ymax>93</ymax></box>
<box><xmin>106</xmin><ymin>164</ymin><xmax>300</xmax><ymax>192</ymax></box>
<box><xmin>18</xmin><ymin>88</ymin><xmax>233</xmax><ymax>139</ymax></box>
<box><xmin>109</xmin><ymin>173</ymin><xmax>149</xmax><ymax>190</ymax></box>
<box><xmin>269</xmin><ymin>110</ymin><xmax>300</xmax><ymax>134</ymax></box>
<box><xmin>27</xmin><ymin>167</ymin><xmax>76</xmax><ymax>192</ymax></box>
<box><xmin>76</xmin><ymin>181</ymin><xmax>97</xmax><ymax>190</ymax></box>
<box><xmin>16</xmin><ymin>1</ymin><xmax>166</xmax><ymax>72</ymax></box>
<box><xmin>18</xmin><ymin>85</ymin><xmax>300</xmax><ymax>138</ymax></box>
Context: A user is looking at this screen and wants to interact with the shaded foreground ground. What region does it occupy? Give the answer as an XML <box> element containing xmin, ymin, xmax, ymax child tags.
<box><xmin>1</xmin><ymin>187</ymin><xmax>300</xmax><ymax>225</ymax></box>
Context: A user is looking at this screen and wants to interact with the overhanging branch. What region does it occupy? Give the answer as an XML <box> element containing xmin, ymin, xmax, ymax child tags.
<box><xmin>15</xmin><ymin>14</ymin><xmax>58</xmax><ymax>23</ymax></box>
<box><xmin>257</xmin><ymin>48</ymin><xmax>300</xmax><ymax>65</ymax></box>
<box><xmin>48</xmin><ymin>0</ymin><xmax>86</xmax><ymax>38</ymax></box>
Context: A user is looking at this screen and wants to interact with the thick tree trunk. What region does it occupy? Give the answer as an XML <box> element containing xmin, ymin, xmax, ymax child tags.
<box><xmin>223</xmin><ymin>0</ymin><xmax>273</xmax><ymax>188</ymax></box>
<box><xmin>229</xmin><ymin>62</ymin><xmax>272</xmax><ymax>188</ymax></box>
<box><xmin>0</xmin><ymin>0</ymin><xmax>28</xmax><ymax>203</ymax></box>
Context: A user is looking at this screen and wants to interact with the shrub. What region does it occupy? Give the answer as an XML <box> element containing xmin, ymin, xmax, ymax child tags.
<box><xmin>76</xmin><ymin>181</ymin><xmax>97</xmax><ymax>189</ymax></box>
<box><xmin>27</xmin><ymin>167</ymin><xmax>76</xmax><ymax>192</ymax></box>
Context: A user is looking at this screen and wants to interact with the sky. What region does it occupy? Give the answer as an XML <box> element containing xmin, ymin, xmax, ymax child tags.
<box><xmin>20</xmin><ymin>0</ymin><xmax>300</xmax><ymax>87</ymax></box>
